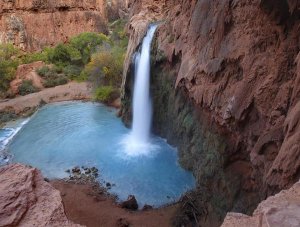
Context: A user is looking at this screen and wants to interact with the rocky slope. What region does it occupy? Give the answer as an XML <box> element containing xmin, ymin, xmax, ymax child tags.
<box><xmin>221</xmin><ymin>180</ymin><xmax>300</xmax><ymax>227</ymax></box>
<box><xmin>121</xmin><ymin>0</ymin><xmax>300</xmax><ymax>226</ymax></box>
<box><xmin>0</xmin><ymin>163</ymin><xmax>81</xmax><ymax>226</ymax></box>
<box><xmin>0</xmin><ymin>0</ymin><xmax>107</xmax><ymax>51</ymax></box>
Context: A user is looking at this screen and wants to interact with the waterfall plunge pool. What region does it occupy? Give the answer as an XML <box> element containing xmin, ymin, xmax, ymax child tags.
<box><xmin>6</xmin><ymin>101</ymin><xmax>195</xmax><ymax>207</ymax></box>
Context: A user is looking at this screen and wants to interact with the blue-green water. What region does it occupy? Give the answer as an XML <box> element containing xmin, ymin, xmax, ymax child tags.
<box><xmin>7</xmin><ymin>101</ymin><xmax>195</xmax><ymax>207</ymax></box>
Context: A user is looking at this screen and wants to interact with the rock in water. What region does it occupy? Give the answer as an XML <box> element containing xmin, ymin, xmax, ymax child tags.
<box><xmin>72</xmin><ymin>166</ymin><xmax>81</xmax><ymax>173</ymax></box>
<box><xmin>0</xmin><ymin>163</ymin><xmax>81</xmax><ymax>226</ymax></box>
<box><xmin>120</xmin><ymin>195</ymin><xmax>139</xmax><ymax>210</ymax></box>
<box><xmin>91</xmin><ymin>167</ymin><xmax>99</xmax><ymax>173</ymax></box>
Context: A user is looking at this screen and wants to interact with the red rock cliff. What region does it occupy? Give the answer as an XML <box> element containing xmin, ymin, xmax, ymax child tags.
<box><xmin>122</xmin><ymin>0</ymin><xmax>300</xmax><ymax>225</ymax></box>
<box><xmin>0</xmin><ymin>0</ymin><xmax>107</xmax><ymax>51</ymax></box>
<box><xmin>0</xmin><ymin>163</ymin><xmax>81</xmax><ymax>226</ymax></box>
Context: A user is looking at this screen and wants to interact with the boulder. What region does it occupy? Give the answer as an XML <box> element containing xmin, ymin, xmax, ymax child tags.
<box><xmin>142</xmin><ymin>204</ymin><xmax>153</xmax><ymax>211</ymax></box>
<box><xmin>72</xmin><ymin>166</ymin><xmax>81</xmax><ymax>173</ymax></box>
<box><xmin>120</xmin><ymin>195</ymin><xmax>138</xmax><ymax>210</ymax></box>
<box><xmin>221</xmin><ymin>181</ymin><xmax>300</xmax><ymax>227</ymax></box>
<box><xmin>0</xmin><ymin>163</ymin><xmax>81</xmax><ymax>226</ymax></box>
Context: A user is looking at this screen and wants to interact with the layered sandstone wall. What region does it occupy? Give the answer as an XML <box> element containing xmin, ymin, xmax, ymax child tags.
<box><xmin>121</xmin><ymin>0</ymin><xmax>300</xmax><ymax>225</ymax></box>
<box><xmin>221</xmin><ymin>180</ymin><xmax>300</xmax><ymax>227</ymax></box>
<box><xmin>0</xmin><ymin>163</ymin><xmax>81</xmax><ymax>226</ymax></box>
<box><xmin>0</xmin><ymin>0</ymin><xmax>107</xmax><ymax>51</ymax></box>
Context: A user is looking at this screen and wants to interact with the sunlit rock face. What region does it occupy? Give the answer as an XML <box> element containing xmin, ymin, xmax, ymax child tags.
<box><xmin>121</xmin><ymin>0</ymin><xmax>300</xmax><ymax>225</ymax></box>
<box><xmin>0</xmin><ymin>0</ymin><xmax>107</xmax><ymax>51</ymax></box>
<box><xmin>0</xmin><ymin>163</ymin><xmax>81</xmax><ymax>226</ymax></box>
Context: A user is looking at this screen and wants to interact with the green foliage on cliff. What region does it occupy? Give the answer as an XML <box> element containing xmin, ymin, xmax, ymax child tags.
<box><xmin>85</xmin><ymin>46</ymin><xmax>124</xmax><ymax>87</ymax></box>
<box><xmin>0</xmin><ymin>44</ymin><xmax>20</xmax><ymax>96</ymax></box>
<box><xmin>36</xmin><ymin>66</ymin><xmax>68</xmax><ymax>88</ymax></box>
<box><xmin>94</xmin><ymin>86</ymin><xmax>119</xmax><ymax>103</ymax></box>
<box><xmin>84</xmin><ymin>19</ymin><xmax>128</xmax><ymax>102</ymax></box>
<box><xmin>69</xmin><ymin>32</ymin><xmax>110</xmax><ymax>65</ymax></box>
<box><xmin>0</xmin><ymin>19</ymin><xmax>128</xmax><ymax>100</ymax></box>
<box><xmin>18</xmin><ymin>80</ymin><xmax>39</xmax><ymax>96</ymax></box>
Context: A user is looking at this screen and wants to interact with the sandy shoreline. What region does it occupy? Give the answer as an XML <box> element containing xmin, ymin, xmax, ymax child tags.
<box><xmin>51</xmin><ymin>179</ymin><xmax>177</xmax><ymax>227</ymax></box>
<box><xmin>0</xmin><ymin>82</ymin><xmax>92</xmax><ymax>114</ymax></box>
<box><xmin>0</xmin><ymin>82</ymin><xmax>93</xmax><ymax>127</ymax></box>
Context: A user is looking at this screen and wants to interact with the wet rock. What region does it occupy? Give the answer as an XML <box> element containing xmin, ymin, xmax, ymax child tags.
<box><xmin>120</xmin><ymin>195</ymin><xmax>138</xmax><ymax>210</ymax></box>
<box><xmin>65</xmin><ymin>169</ymin><xmax>70</xmax><ymax>173</ymax></box>
<box><xmin>44</xmin><ymin>177</ymin><xmax>49</xmax><ymax>182</ymax></box>
<box><xmin>142</xmin><ymin>204</ymin><xmax>153</xmax><ymax>211</ymax></box>
<box><xmin>91</xmin><ymin>167</ymin><xmax>98</xmax><ymax>173</ymax></box>
<box><xmin>85</xmin><ymin>169</ymin><xmax>91</xmax><ymax>174</ymax></box>
<box><xmin>72</xmin><ymin>166</ymin><xmax>80</xmax><ymax>174</ymax></box>
<box><xmin>106</xmin><ymin>182</ymin><xmax>111</xmax><ymax>188</ymax></box>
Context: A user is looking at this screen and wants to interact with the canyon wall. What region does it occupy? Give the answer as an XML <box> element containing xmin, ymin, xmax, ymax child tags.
<box><xmin>121</xmin><ymin>0</ymin><xmax>300</xmax><ymax>226</ymax></box>
<box><xmin>0</xmin><ymin>0</ymin><xmax>107</xmax><ymax>51</ymax></box>
<box><xmin>0</xmin><ymin>163</ymin><xmax>81</xmax><ymax>226</ymax></box>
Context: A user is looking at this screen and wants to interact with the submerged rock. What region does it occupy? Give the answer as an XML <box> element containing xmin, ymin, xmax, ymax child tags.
<box><xmin>0</xmin><ymin>163</ymin><xmax>81</xmax><ymax>226</ymax></box>
<box><xmin>120</xmin><ymin>195</ymin><xmax>139</xmax><ymax>210</ymax></box>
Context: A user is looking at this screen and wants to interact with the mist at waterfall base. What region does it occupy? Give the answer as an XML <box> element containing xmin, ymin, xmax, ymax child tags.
<box><xmin>121</xmin><ymin>25</ymin><xmax>157</xmax><ymax>156</ymax></box>
<box><xmin>8</xmin><ymin>102</ymin><xmax>195</xmax><ymax>207</ymax></box>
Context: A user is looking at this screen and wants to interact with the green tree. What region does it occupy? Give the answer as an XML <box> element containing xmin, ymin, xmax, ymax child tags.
<box><xmin>70</xmin><ymin>32</ymin><xmax>110</xmax><ymax>65</ymax></box>
<box><xmin>0</xmin><ymin>44</ymin><xmax>20</xmax><ymax>95</ymax></box>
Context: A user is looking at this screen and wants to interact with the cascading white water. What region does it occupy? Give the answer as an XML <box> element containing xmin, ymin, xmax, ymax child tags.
<box><xmin>131</xmin><ymin>24</ymin><xmax>157</xmax><ymax>144</ymax></box>
<box><xmin>121</xmin><ymin>24</ymin><xmax>158</xmax><ymax>156</ymax></box>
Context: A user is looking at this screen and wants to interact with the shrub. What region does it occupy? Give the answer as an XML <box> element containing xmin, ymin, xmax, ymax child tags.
<box><xmin>47</xmin><ymin>43</ymin><xmax>72</xmax><ymax>66</ymax></box>
<box><xmin>109</xmin><ymin>19</ymin><xmax>128</xmax><ymax>48</ymax></box>
<box><xmin>36</xmin><ymin>65</ymin><xmax>68</xmax><ymax>88</ymax></box>
<box><xmin>94</xmin><ymin>86</ymin><xmax>118</xmax><ymax>103</ymax></box>
<box><xmin>70</xmin><ymin>32</ymin><xmax>110</xmax><ymax>65</ymax></box>
<box><xmin>0</xmin><ymin>44</ymin><xmax>20</xmax><ymax>95</ymax></box>
<box><xmin>18</xmin><ymin>80</ymin><xmax>39</xmax><ymax>96</ymax></box>
<box><xmin>63</xmin><ymin>65</ymin><xmax>83</xmax><ymax>79</ymax></box>
<box><xmin>43</xmin><ymin>76</ymin><xmax>68</xmax><ymax>88</ymax></box>
<box><xmin>20</xmin><ymin>51</ymin><xmax>48</xmax><ymax>64</ymax></box>
<box><xmin>36</xmin><ymin>66</ymin><xmax>50</xmax><ymax>77</ymax></box>
<box><xmin>85</xmin><ymin>47</ymin><xmax>124</xmax><ymax>87</ymax></box>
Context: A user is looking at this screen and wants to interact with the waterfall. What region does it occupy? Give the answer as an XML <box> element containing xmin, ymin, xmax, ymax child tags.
<box><xmin>132</xmin><ymin>24</ymin><xmax>157</xmax><ymax>143</ymax></box>
<box><xmin>121</xmin><ymin>24</ymin><xmax>158</xmax><ymax>156</ymax></box>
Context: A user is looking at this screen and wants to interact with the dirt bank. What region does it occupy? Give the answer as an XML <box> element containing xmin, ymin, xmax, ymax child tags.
<box><xmin>0</xmin><ymin>81</ymin><xmax>92</xmax><ymax>113</ymax></box>
<box><xmin>51</xmin><ymin>180</ymin><xmax>177</xmax><ymax>227</ymax></box>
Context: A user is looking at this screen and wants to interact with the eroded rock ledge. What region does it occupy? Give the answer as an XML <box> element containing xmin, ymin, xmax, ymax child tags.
<box><xmin>121</xmin><ymin>0</ymin><xmax>300</xmax><ymax>225</ymax></box>
<box><xmin>0</xmin><ymin>163</ymin><xmax>81</xmax><ymax>226</ymax></box>
<box><xmin>222</xmin><ymin>180</ymin><xmax>300</xmax><ymax>227</ymax></box>
<box><xmin>0</xmin><ymin>0</ymin><xmax>107</xmax><ymax>51</ymax></box>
